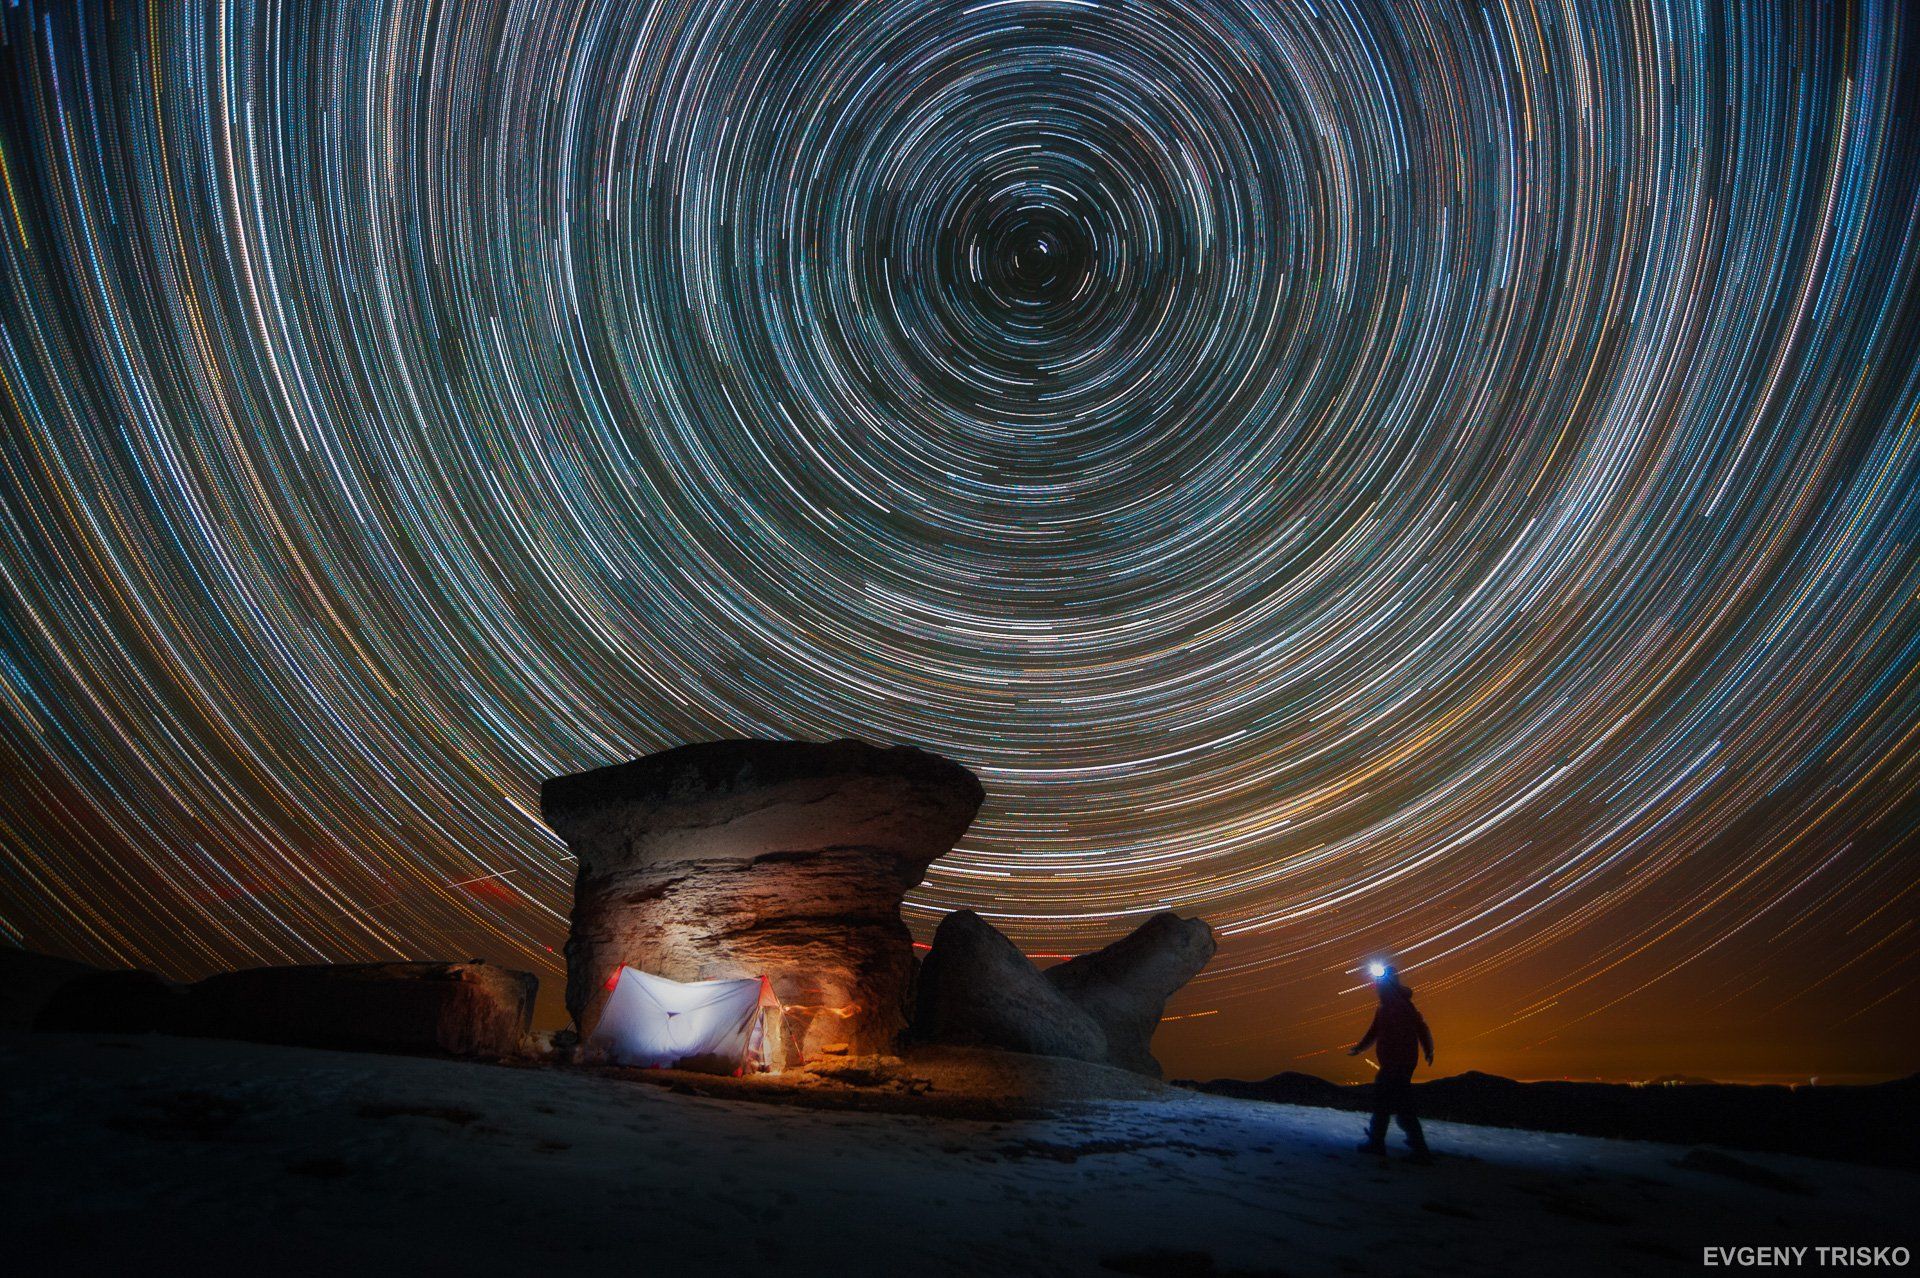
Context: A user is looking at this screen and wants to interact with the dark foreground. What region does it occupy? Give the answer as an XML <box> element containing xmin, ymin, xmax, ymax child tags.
<box><xmin>4</xmin><ymin>1032</ymin><xmax>1915</xmax><ymax>1276</ymax></box>
<box><xmin>1184</xmin><ymin>1071</ymin><xmax>1920</xmax><ymax>1170</ymax></box>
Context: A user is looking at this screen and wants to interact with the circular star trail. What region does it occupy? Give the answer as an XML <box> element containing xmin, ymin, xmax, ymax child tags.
<box><xmin>2</xmin><ymin>0</ymin><xmax>1918</xmax><ymax>1079</ymax></box>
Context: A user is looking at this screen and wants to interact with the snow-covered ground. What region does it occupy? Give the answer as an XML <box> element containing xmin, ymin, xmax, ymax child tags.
<box><xmin>3</xmin><ymin>1031</ymin><xmax>1912</xmax><ymax>1275</ymax></box>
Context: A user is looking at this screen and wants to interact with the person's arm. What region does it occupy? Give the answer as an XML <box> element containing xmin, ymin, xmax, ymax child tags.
<box><xmin>1416</xmin><ymin>1009</ymin><xmax>1434</xmax><ymax>1065</ymax></box>
<box><xmin>1347</xmin><ymin>1010</ymin><xmax>1380</xmax><ymax>1055</ymax></box>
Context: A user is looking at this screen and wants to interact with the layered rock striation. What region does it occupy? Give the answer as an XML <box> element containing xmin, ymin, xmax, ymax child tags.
<box><xmin>541</xmin><ymin>738</ymin><xmax>983</xmax><ymax>1066</ymax></box>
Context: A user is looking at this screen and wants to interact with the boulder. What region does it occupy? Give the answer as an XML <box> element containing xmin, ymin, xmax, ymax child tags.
<box><xmin>0</xmin><ymin>947</ymin><xmax>101</xmax><ymax>1030</ymax></box>
<box><xmin>34</xmin><ymin>968</ymin><xmax>184</xmax><ymax>1034</ymax></box>
<box><xmin>183</xmin><ymin>960</ymin><xmax>536</xmax><ymax>1057</ymax></box>
<box><xmin>541</xmin><ymin>738</ymin><xmax>983</xmax><ymax>1066</ymax></box>
<box><xmin>910</xmin><ymin>910</ymin><xmax>1108</xmax><ymax>1065</ymax></box>
<box><xmin>1043</xmin><ymin>912</ymin><xmax>1216</xmax><ymax>1077</ymax></box>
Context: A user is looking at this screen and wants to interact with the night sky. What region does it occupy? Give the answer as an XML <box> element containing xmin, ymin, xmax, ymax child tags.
<box><xmin>2</xmin><ymin>0</ymin><xmax>1917</xmax><ymax>1084</ymax></box>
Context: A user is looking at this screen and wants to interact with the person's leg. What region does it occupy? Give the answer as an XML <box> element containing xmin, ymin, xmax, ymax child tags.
<box><xmin>1395</xmin><ymin>1074</ymin><xmax>1430</xmax><ymax>1156</ymax></box>
<box><xmin>1360</xmin><ymin>1074</ymin><xmax>1394</xmax><ymax>1152</ymax></box>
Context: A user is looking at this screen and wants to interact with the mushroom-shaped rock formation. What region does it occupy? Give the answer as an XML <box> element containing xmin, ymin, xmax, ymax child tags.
<box><xmin>1043</xmin><ymin>912</ymin><xmax>1217</xmax><ymax>1077</ymax></box>
<box><xmin>541</xmin><ymin>739</ymin><xmax>983</xmax><ymax>1066</ymax></box>
<box><xmin>909</xmin><ymin>909</ymin><xmax>1109</xmax><ymax>1064</ymax></box>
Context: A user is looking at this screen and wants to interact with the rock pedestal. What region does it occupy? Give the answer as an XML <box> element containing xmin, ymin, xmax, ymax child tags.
<box><xmin>541</xmin><ymin>739</ymin><xmax>983</xmax><ymax>1067</ymax></box>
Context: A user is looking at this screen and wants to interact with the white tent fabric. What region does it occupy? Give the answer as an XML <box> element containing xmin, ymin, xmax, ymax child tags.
<box><xmin>586</xmin><ymin>967</ymin><xmax>773</xmax><ymax>1073</ymax></box>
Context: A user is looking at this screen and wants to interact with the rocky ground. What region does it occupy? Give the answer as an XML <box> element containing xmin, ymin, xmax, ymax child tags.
<box><xmin>1186</xmin><ymin>1070</ymin><xmax>1920</xmax><ymax>1170</ymax></box>
<box><xmin>5</xmin><ymin>1031</ymin><xmax>1914</xmax><ymax>1275</ymax></box>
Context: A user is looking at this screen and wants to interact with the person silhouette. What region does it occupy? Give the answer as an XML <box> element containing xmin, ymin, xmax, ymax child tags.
<box><xmin>1348</xmin><ymin>961</ymin><xmax>1435</xmax><ymax>1162</ymax></box>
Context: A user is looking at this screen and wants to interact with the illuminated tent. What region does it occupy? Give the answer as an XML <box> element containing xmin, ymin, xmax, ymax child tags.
<box><xmin>585</xmin><ymin>967</ymin><xmax>779</xmax><ymax>1074</ymax></box>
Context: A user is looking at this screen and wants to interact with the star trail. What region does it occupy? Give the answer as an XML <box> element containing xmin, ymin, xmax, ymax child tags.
<box><xmin>2</xmin><ymin>0</ymin><xmax>1918</xmax><ymax>1080</ymax></box>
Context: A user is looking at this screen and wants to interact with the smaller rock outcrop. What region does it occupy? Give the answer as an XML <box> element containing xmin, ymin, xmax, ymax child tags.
<box><xmin>0</xmin><ymin>947</ymin><xmax>101</xmax><ymax>1030</ymax></box>
<box><xmin>34</xmin><ymin>967</ymin><xmax>183</xmax><ymax>1034</ymax></box>
<box><xmin>911</xmin><ymin>910</ymin><xmax>1215</xmax><ymax>1077</ymax></box>
<box><xmin>1044</xmin><ymin>912</ymin><xmax>1216</xmax><ymax>1078</ymax></box>
<box><xmin>909</xmin><ymin>910</ymin><xmax>1108</xmax><ymax>1064</ymax></box>
<box><xmin>183</xmin><ymin>960</ymin><xmax>536</xmax><ymax>1057</ymax></box>
<box><xmin>33</xmin><ymin>959</ymin><xmax>183</xmax><ymax>1028</ymax></box>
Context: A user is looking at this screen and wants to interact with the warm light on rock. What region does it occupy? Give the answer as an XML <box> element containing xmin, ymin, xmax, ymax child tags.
<box><xmin>541</xmin><ymin>738</ymin><xmax>983</xmax><ymax>1066</ymax></box>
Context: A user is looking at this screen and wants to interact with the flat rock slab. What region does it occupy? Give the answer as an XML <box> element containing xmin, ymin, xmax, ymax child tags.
<box><xmin>596</xmin><ymin>1044</ymin><xmax>1171</xmax><ymax>1120</ymax></box>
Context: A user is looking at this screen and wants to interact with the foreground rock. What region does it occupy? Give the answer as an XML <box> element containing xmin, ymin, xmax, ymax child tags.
<box><xmin>910</xmin><ymin>910</ymin><xmax>1108</xmax><ymax>1064</ymax></box>
<box><xmin>542</xmin><ymin>738</ymin><xmax>984</xmax><ymax>1066</ymax></box>
<box><xmin>183</xmin><ymin>960</ymin><xmax>535</xmax><ymax>1057</ymax></box>
<box><xmin>602</xmin><ymin>1044</ymin><xmax>1171</xmax><ymax>1120</ymax></box>
<box><xmin>1044</xmin><ymin>912</ymin><xmax>1217</xmax><ymax>1077</ymax></box>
